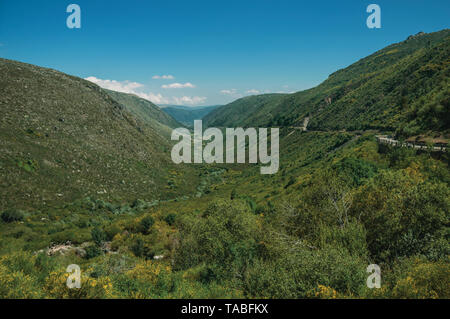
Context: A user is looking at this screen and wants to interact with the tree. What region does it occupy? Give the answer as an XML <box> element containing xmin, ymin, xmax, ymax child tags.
<box><xmin>91</xmin><ymin>227</ymin><xmax>106</xmax><ymax>246</ymax></box>
<box><xmin>139</xmin><ymin>216</ymin><xmax>155</xmax><ymax>234</ymax></box>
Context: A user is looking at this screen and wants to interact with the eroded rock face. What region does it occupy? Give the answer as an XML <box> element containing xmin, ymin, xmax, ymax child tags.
<box><xmin>41</xmin><ymin>241</ymin><xmax>86</xmax><ymax>258</ymax></box>
<box><xmin>37</xmin><ymin>241</ymin><xmax>117</xmax><ymax>258</ymax></box>
<box><xmin>46</xmin><ymin>243</ymin><xmax>86</xmax><ymax>258</ymax></box>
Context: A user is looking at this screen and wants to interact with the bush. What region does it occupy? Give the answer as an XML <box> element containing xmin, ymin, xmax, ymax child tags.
<box><xmin>0</xmin><ymin>252</ymin><xmax>45</xmax><ymax>298</ymax></box>
<box><xmin>43</xmin><ymin>270</ymin><xmax>114</xmax><ymax>298</ymax></box>
<box><xmin>317</xmin><ymin>221</ymin><xmax>369</xmax><ymax>257</ymax></box>
<box><xmin>352</xmin><ymin>170</ymin><xmax>450</xmax><ymax>261</ymax></box>
<box><xmin>1</xmin><ymin>210</ymin><xmax>24</xmax><ymax>223</ymax></box>
<box><xmin>139</xmin><ymin>216</ymin><xmax>155</xmax><ymax>234</ymax></box>
<box><xmin>85</xmin><ymin>245</ymin><xmax>102</xmax><ymax>259</ymax></box>
<box><xmin>118</xmin><ymin>260</ymin><xmax>173</xmax><ymax>298</ymax></box>
<box><xmin>164</xmin><ymin>213</ymin><xmax>176</xmax><ymax>226</ymax></box>
<box><xmin>243</xmin><ymin>247</ymin><xmax>367</xmax><ymax>298</ymax></box>
<box><xmin>104</xmin><ymin>224</ymin><xmax>121</xmax><ymax>241</ymax></box>
<box><xmin>332</xmin><ymin>157</ymin><xmax>378</xmax><ymax>186</ymax></box>
<box><xmin>392</xmin><ymin>259</ymin><xmax>450</xmax><ymax>298</ymax></box>
<box><xmin>131</xmin><ymin>237</ymin><xmax>148</xmax><ymax>258</ymax></box>
<box><xmin>174</xmin><ymin>200</ymin><xmax>260</xmax><ymax>280</ymax></box>
<box><xmin>91</xmin><ymin>227</ymin><xmax>107</xmax><ymax>246</ymax></box>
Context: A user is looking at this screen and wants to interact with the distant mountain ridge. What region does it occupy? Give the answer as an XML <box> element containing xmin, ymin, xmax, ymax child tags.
<box><xmin>160</xmin><ymin>105</ymin><xmax>221</xmax><ymax>127</ymax></box>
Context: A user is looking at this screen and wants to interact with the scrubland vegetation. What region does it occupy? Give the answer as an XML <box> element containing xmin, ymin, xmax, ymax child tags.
<box><xmin>0</xmin><ymin>30</ymin><xmax>449</xmax><ymax>299</ymax></box>
<box><xmin>0</xmin><ymin>131</ymin><xmax>448</xmax><ymax>298</ymax></box>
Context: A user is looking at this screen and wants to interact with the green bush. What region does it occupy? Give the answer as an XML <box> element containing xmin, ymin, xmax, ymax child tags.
<box><xmin>91</xmin><ymin>227</ymin><xmax>107</xmax><ymax>246</ymax></box>
<box><xmin>174</xmin><ymin>200</ymin><xmax>260</xmax><ymax>280</ymax></box>
<box><xmin>104</xmin><ymin>224</ymin><xmax>121</xmax><ymax>241</ymax></box>
<box><xmin>131</xmin><ymin>237</ymin><xmax>146</xmax><ymax>258</ymax></box>
<box><xmin>391</xmin><ymin>259</ymin><xmax>450</xmax><ymax>298</ymax></box>
<box><xmin>243</xmin><ymin>247</ymin><xmax>367</xmax><ymax>298</ymax></box>
<box><xmin>139</xmin><ymin>216</ymin><xmax>155</xmax><ymax>234</ymax></box>
<box><xmin>85</xmin><ymin>245</ymin><xmax>102</xmax><ymax>259</ymax></box>
<box><xmin>352</xmin><ymin>170</ymin><xmax>450</xmax><ymax>261</ymax></box>
<box><xmin>164</xmin><ymin>213</ymin><xmax>176</xmax><ymax>226</ymax></box>
<box><xmin>1</xmin><ymin>210</ymin><xmax>24</xmax><ymax>223</ymax></box>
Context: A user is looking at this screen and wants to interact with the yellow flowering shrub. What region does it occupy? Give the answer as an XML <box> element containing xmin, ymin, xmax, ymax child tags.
<box><xmin>0</xmin><ymin>264</ymin><xmax>41</xmax><ymax>298</ymax></box>
<box><xmin>0</xmin><ymin>252</ymin><xmax>43</xmax><ymax>298</ymax></box>
<box><xmin>44</xmin><ymin>270</ymin><xmax>114</xmax><ymax>299</ymax></box>
<box><xmin>115</xmin><ymin>260</ymin><xmax>174</xmax><ymax>298</ymax></box>
<box><xmin>392</xmin><ymin>260</ymin><xmax>450</xmax><ymax>299</ymax></box>
<box><xmin>307</xmin><ymin>284</ymin><xmax>338</xmax><ymax>299</ymax></box>
<box><xmin>126</xmin><ymin>260</ymin><xmax>172</xmax><ymax>285</ymax></box>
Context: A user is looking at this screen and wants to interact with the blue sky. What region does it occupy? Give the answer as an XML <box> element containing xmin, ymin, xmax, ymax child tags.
<box><xmin>0</xmin><ymin>0</ymin><xmax>449</xmax><ymax>106</ymax></box>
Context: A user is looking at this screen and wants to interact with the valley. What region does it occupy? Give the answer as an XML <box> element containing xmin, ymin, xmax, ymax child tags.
<box><xmin>0</xmin><ymin>30</ymin><xmax>448</xmax><ymax>299</ymax></box>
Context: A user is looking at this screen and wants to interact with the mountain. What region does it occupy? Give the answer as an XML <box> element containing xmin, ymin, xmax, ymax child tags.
<box><xmin>0</xmin><ymin>58</ymin><xmax>195</xmax><ymax>210</ymax></box>
<box><xmin>160</xmin><ymin>105</ymin><xmax>221</xmax><ymax>127</ymax></box>
<box><xmin>204</xmin><ymin>30</ymin><xmax>450</xmax><ymax>137</ymax></box>
<box><xmin>105</xmin><ymin>89</ymin><xmax>181</xmax><ymax>136</ymax></box>
<box><xmin>1</xmin><ymin>31</ymin><xmax>449</xmax><ymax>300</ymax></box>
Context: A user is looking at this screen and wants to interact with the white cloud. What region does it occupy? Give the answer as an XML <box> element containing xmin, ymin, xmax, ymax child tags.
<box><xmin>162</xmin><ymin>82</ymin><xmax>196</xmax><ymax>89</ymax></box>
<box><xmin>171</xmin><ymin>96</ymin><xmax>207</xmax><ymax>105</ymax></box>
<box><xmin>220</xmin><ymin>89</ymin><xmax>244</xmax><ymax>99</ymax></box>
<box><xmin>135</xmin><ymin>92</ymin><xmax>171</xmax><ymax>105</ymax></box>
<box><xmin>220</xmin><ymin>89</ymin><xmax>238</xmax><ymax>95</ymax></box>
<box><xmin>85</xmin><ymin>76</ymin><xmax>205</xmax><ymax>106</ymax></box>
<box><xmin>152</xmin><ymin>75</ymin><xmax>174</xmax><ymax>80</ymax></box>
<box><xmin>84</xmin><ymin>76</ymin><xmax>144</xmax><ymax>93</ymax></box>
<box><xmin>245</xmin><ymin>89</ymin><xmax>260</xmax><ymax>95</ymax></box>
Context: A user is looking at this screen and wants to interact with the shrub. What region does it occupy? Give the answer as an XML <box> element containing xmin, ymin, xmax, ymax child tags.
<box><xmin>119</xmin><ymin>260</ymin><xmax>173</xmax><ymax>298</ymax></box>
<box><xmin>392</xmin><ymin>259</ymin><xmax>450</xmax><ymax>299</ymax></box>
<box><xmin>352</xmin><ymin>170</ymin><xmax>450</xmax><ymax>261</ymax></box>
<box><xmin>243</xmin><ymin>247</ymin><xmax>367</xmax><ymax>298</ymax></box>
<box><xmin>131</xmin><ymin>237</ymin><xmax>146</xmax><ymax>258</ymax></box>
<box><xmin>139</xmin><ymin>216</ymin><xmax>155</xmax><ymax>234</ymax></box>
<box><xmin>0</xmin><ymin>264</ymin><xmax>41</xmax><ymax>298</ymax></box>
<box><xmin>43</xmin><ymin>270</ymin><xmax>114</xmax><ymax>298</ymax></box>
<box><xmin>85</xmin><ymin>245</ymin><xmax>102</xmax><ymax>259</ymax></box>
<box><xmin>317</xmin><ymin>221</ymin><xmax>369</xmax><ymax>257</ymax></box>
<box><xmin>164</xmin><ymin>213</ymin><xmax>176</xmax><ymax>226</ymax></box>
<box><xmin>1</xmin><ymin>210</ymin><xmax>24</xmax><ymax>223</ymax></box>
<box><xmin>332</xmin><ymin>157</ymin><xmax>378</xmax><ymax>186</ymax></box>
<box><xmin>104</xmin><ymin>224</ymin><xmax>121</xmax><ymax>241</ymax></box>
<box><xmin>0</xmin><ymin>252</ymin><xmax>44</xmax><ymax>298</ymax></box>
<box><xmin>174</xmin><ymin>200</ymin><xmax>260</xmax><ymax>280</ymax></box>
<box><xmin>91</xmin><ymin>227</ymin><xmax>107</xmax><ymax>246</ymax></box>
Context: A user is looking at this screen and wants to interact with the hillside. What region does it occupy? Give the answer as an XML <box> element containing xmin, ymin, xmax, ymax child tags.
<box><xmin>0</xmin><ymin>32</ymin><xmax>449</xmax><ymax>300</ymax></box>
<box><xmin>203</xmin><ymin>94</ymin><xmax>287</xmax><ymax>128</ymax></box>
<box><xmin>161</xmin><ymin>105</ymin><xmax>221</xmax><ymax>127</ymax></box>
<box><xmin>204</xmin><ymin>30</ymin><xmax>450</xmax><ymax>137</ymax></box>
<box><xmin>105</xmin><ymin>89</ymin><xmax>181</xmax><ymax>136</ymax></box>
<box><xmin>0</xmin><ymin>58</ymin><xmax>196</xmax><ymax>211</ymax></box>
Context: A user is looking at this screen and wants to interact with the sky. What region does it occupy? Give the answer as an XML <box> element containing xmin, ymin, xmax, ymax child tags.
<box><xmin>0</xmin><ymin>0</ymin><xmax>449</xmax><ymax>106</ymax></box>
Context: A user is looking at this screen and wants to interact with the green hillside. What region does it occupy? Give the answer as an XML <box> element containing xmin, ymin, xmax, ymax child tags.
<box><xmin>0</xmin><ymin>31</ymin><xmax>449</xmax><ymax>300</ymax></box>
<box><xmin>105</xmin><ymin>89</ymin><xmax>181</xmax><ymax>136</ymax></box>
<box><xmin>0</xmin><ymin>58</ymin><xmax>197</xmax><ymax>211</ymax></box>
<box><xmin>203</xmin><ymin>94</ymin><xmax>287</xmax><ymax>127</ymax></box>
<box><xmin>204</xmin><ymin>30</ymin><xmax>450</xmax><ymax>138</ymax></box>
<box><xmin>161</xmin><ymin>105</ymin><xmax>221</xmax><ymax>127</ymax></box>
